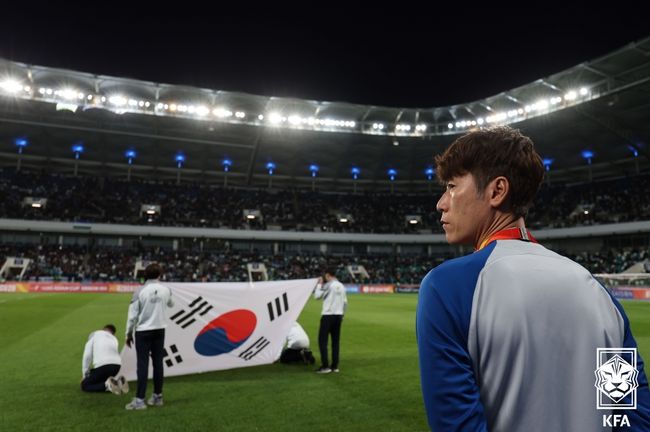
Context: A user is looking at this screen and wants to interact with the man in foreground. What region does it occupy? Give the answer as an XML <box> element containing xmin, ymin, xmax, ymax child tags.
<box><xmin>124</xmin><ymin>263</ymin><xmax>174</xmax><ymax>410</ymax></box>
<box><xmin>416</xmin><ymin>126</ymin><xmax>650</xmax><ymax>431</ymax></box>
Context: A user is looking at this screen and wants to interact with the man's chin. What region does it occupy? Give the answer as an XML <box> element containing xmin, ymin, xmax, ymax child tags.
<box><xmin>445</xmin><ymin>234</ymin><xmax>470</xmax><ymax>246</ymax></box>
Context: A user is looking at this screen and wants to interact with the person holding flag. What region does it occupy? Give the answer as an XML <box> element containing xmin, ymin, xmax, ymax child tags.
<box><xmin>416</xmin><ymin>126</ymin><xmax>650</xmax><ymax>431</ymax></box>
<box><xmin>314</xmin><ymin>268</ymin><xmax>347</xmax><ymax>374</ymax></box>
<box><xmin>124</xmin><ymin>263</ymin><xmax>174</xmax><ymax>410</ymax></box>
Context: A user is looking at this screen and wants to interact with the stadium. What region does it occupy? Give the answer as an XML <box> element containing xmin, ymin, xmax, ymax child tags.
<box><xmin>1</xmin><ymin>21</ymin><xmax>650</xmax><ymax>431</ymax></box>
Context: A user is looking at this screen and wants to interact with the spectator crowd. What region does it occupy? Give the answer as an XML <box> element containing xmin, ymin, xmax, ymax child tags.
<box><xmin>2</xmin><ymin>169</ymin><xmax>649</xmax><ymax>234</ymax></box>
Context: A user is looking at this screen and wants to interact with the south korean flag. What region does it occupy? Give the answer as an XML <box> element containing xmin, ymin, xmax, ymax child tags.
<box><xmin>119</xmin><ymin>278</ymin><xmax>317</xmax><ymax>379</ymax></box>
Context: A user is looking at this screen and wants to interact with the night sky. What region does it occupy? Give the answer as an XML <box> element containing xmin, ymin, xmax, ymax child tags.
<box><xmin>1</xmin><ymin>8</ymin><xmax>648</xmax><ymax>108</ymax></box>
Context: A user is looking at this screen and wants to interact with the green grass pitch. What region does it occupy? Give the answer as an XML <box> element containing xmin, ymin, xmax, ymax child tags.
<box><xmin>1</xmin><ymin>293</ymin><xmax>648</xmax><ymax>432</ymax></box>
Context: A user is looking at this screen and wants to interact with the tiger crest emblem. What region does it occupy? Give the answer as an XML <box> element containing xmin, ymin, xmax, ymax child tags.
<box><xmin>594</xmin><ymin>354</ymin><xmax>639</xmax><ymax>403</ymax></box>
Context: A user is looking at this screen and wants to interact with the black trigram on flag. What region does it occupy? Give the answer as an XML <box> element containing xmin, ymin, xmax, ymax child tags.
<box><xmin>163</xmin><ymin>344</ymin><xmax>183</xmax><ymax>367</ymax></box>
<box><xmin>267</xmin><ymin>292</ymin><xmax>289</xmax><ymax>321</ymax></box>
<box><xmin>170</xmin><ymin>296</ymin><xmax>213</xmax><ymax>329</ymax></box>
<box><xmin>238</xmin><ymin>337</ymin><xmax>270</xmax><ymax>361</ymax></box>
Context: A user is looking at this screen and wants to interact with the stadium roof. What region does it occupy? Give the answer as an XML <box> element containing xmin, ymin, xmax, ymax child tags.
<box><xmin>0</xmin><ymin>27</ymin><xmax>649</xmax><ymax>191</ymax></box>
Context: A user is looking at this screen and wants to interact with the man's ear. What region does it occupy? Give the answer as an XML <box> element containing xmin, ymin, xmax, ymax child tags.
<box><xmin>487</xmin><ymin>176</ymin><xmax>510</xmax><ymax>208</ymax></box>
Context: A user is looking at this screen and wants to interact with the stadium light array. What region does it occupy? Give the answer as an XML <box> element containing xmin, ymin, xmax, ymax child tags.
<box><xmin>0</xmin><ymin>61</ymin><xmax>602</xmax><ymax>138</ymax></box>
<box><xmin>1</xmin><ymin>79</ymin><xmax>25</xmax><ymax>94</ymax></box>
<box><xmin>213</xmin><ymin>107</ymin><xmax>233</xmax><ymax>118</ymax></box>
<box><xmin>449</xmin><ymin>87</ymin><xmax>592</xmax><ymax>132</ymax></box>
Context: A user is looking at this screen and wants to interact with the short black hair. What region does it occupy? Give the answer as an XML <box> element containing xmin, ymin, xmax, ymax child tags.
<box><xmin>435</xmin><ymin>126</ymin><xmax>544</xmax><ymax>218</ymax></box>
<box><xmin>144</xmin><ymin>263</ymin><xmax>162</xmax><ymax>280</ymax></box>
<box><xmin>324</xmin><ymin>267</ymin><xmax>337</xmax><ymax>277</ymax></box>
<box><xmin>104</xmin><ymin>324</ymin><xmax>116</xmax><ymax>334</ymax></box>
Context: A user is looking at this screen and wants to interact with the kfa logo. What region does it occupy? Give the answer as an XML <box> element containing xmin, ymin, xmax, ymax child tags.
<box><xmin>594</xmin><ymin>348</ymin><xmax>639</xmax><ymax>410</ymax></box>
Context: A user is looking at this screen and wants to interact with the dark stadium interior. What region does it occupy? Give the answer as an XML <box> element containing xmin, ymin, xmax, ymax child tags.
<box><xmin>1</xmin><ymin>31</ymin><xmax>649</xmax><ymax>285</ymax></box>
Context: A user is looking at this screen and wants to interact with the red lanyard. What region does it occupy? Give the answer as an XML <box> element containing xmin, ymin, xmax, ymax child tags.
<box><xmin>477</xmin><ymin>227</ymin><xmax>538</xmax><ymax>251</ymax></box>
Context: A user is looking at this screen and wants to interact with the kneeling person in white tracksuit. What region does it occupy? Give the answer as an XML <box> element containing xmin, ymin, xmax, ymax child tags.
<box><xmin>280</xmin><ymin>322</ymin><xmax>315</xmax><ymax>364</ymax></box>
<box><xmin>81</xmin><ymin>324</ymin><xmax>128</xmax><ymax>394</ymax></box>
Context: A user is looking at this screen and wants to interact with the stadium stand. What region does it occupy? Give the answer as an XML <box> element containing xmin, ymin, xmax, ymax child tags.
<box><xmin>0</xmin><ymin>242</ymin><xmax>646</xmax><ymax>283</ymax></box>
<box><xmin>2</xmin><ymin>168</ymin><xmax>650</xmax><ymax>233</ymax></box>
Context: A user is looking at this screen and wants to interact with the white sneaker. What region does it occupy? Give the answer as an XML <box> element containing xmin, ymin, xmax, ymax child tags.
<box><xmin>117</xmin><ymin>375</ymin><xmax>129</xmax><ymax>394</ymax></box>
<box><xmin>105</xmin><ymin>377</ymin><xmax>121</xmax><ymax>395</ymax></box>
<box><xmin>147</xmin><ymin>393</ymin><xmax>164</xmax><ymax>407</ymax></box>
<box><xmin>316</xmin><ymin>367</ymin><xmax>332</xmax><ymax>374</ymax></box>
<box><xmin>332</xmin><ymin>368</ymin><xmax>340</xmax><ymax>373</ymax></box>
<box><xmin>125</xmin><ymin>398</ymin><xmax>147</xmax><ymax>410</ymax></box>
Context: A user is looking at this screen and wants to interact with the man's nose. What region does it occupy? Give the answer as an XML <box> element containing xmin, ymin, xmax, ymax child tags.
<box><xmin>436</xmin><ymin>194</ymin><xmax>447</xmax><ymax>213</ymax></box>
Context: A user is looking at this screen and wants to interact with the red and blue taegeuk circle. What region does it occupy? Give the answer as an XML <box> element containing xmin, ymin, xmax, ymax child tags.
<box><xmin>194</xmin><ymin>309</ymin><xmax>257</xmax><ymax>356</ymax></box>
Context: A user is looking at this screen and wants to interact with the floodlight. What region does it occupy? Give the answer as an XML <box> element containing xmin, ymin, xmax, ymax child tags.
<box><xmin>222</xmin><ymin>159</ymin><xmax>232</xmax><ymax>172</ymax></box>
<box><xmin>542</xmin><ymin>158</ymin><xmax>553</xmax><ymax>172</ymax></box>
<box><xmin>0</xmin><ymin>79</ymin><xmax>22</xmax><ymax>93</ymax></box>
<box><xmin>175</xmin><ymin>152</ymin><xmax>185</xmax><ymax>167</ymax></box>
